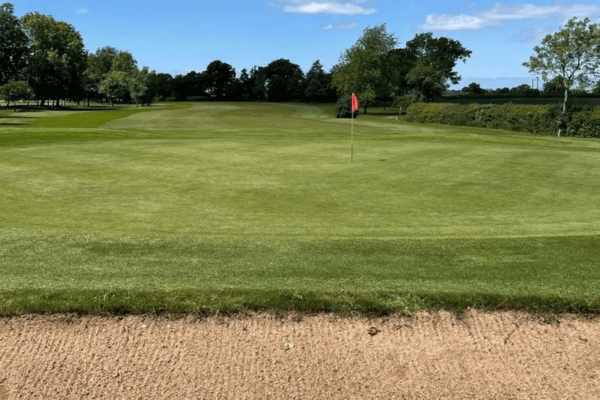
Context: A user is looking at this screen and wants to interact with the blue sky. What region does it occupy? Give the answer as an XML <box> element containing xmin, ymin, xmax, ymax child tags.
<box><xmin>11</xmin><ymin>0</ymin><xmax>600</xmax><ymax>89</ymax></box>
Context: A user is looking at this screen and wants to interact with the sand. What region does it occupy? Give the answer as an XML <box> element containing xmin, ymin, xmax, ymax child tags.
<box><xmin>0</xmin><ymin>309</ymin><xmax>598</xmax><ymax>399</ymax></box>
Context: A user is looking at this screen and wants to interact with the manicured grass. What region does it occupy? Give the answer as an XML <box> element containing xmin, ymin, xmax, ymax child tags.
<box><xmin>1</xmin><ymin>102</ymin><xmax>600</xmax><ymax>315</ymax></box>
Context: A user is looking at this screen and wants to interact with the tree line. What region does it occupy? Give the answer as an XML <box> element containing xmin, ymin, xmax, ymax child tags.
<box><xmin>4</xmin><ymin>1</ymin><xmax>595</xmax><ymax>120</ymax></box>
<box><xmin>0</xmin><ymin>3</ymin><xmax>471</xmax><ymax>109</ymax></box>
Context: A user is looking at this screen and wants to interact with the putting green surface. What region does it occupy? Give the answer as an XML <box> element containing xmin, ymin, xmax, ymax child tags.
<box><xmin>1</xmin><ymin>103</ymin><xmax>599</xmax><ymax>313</ymax></box>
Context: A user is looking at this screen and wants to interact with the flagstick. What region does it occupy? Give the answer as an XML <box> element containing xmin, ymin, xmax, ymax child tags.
<box><xmin>351</xmin><ymin>110</ymin><xmax>354</xmax><ymax>163</ymax></box>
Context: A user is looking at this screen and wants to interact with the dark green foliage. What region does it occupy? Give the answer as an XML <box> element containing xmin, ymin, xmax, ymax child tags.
<box><xmin>406</xmin><ymin>33</ymin><xmax>472</xmax><ymax>102</ymax></box>
<box><xmin>21</xmin><ymin>12</ymin><xmax>87</xmax><ymax>104</ymax></box>
<box><xmin>0</xmin><ymin>3</ymin><xmax>29</xmax><ymax>85</ymax></box>
<box><xmin>335</xmin><ymin>94</ymin><xmax>359</xmax><ymax>118</ymax></box>
<box><xmin>185</xmin><ymin>96</ymin><xmax>209</xmax><ymax>102</ymax></box>
<box><xmin>264</xmin><ymin>59</ymin><xmax>305</xmax><ymax>102</ymax></box>
<box><xmin>563</xmin><ymin>107</ymin><xmax>600</xmax><ymax>137</ymax></box>
<box><xmin>405</xmin><ymin>102</ymin><xmax>568</xmax><ymax>135</ymax></box>
<box><xmin>203</xmin><ymin>60</ymin><xmax>236</xmax><ymax>100</ymax></box>
<box><xmin>462</xmin><ymin>82</ymin><xmax>485</xmax><ymax>95</ymax></box>
<box><xmin>304</xmin><ymin>60</ymin><xmax>337</xmax><ymax>103</ymax></box>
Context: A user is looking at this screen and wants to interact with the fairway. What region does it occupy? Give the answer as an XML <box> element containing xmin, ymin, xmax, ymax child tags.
<box><xmin>1</xmin><ymin>102</ymin><xmax>600</xmax><ymax>314</ymax></box>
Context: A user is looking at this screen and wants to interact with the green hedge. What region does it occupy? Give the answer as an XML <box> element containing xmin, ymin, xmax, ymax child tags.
<box><xmin>404</xmin><ymin>102</ymin><xmax>600</xmax><ymax>137</ymax></box>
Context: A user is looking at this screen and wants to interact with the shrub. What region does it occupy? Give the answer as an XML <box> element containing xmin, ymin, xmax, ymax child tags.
<box><xmin>405</xmin><ymin>102</ymin><xmax>564</xmax><ymax>135</ymax></box>
<box><xmin>185</xmin><ymin>96</ymin><xmax>209</xmax><ymax>102</ymax></box>
<box><xmin>335</xmin><ymin>94</ymin><xmax>359</xmax><ymax>119</ymax></box>
<box><xmin>164</xmin><ymin>97</ymin><xmax>177</xmax><ymax>102</ymax></box>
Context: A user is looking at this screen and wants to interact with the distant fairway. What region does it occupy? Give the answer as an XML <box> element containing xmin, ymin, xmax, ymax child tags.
<box><xmin>1</xmin><ymin>102</ymin><xmax>599</xmax><ymax>314</ymax></box>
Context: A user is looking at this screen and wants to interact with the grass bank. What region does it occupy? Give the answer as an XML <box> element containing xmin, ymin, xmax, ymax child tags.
<box><xmin>1</xmin><ymin>102</ymin><xmax>599</xmax><ymax>315</ymax></box>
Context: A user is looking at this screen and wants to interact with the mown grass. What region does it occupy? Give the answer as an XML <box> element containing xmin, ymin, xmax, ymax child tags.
<box><xmin>1</xmin><ymin>102</ymin><xmax>600</xmax><ymax>316</ymax></box>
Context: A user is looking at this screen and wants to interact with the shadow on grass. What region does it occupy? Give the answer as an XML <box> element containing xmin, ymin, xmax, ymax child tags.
<box><xmin>1</xmin><ymin>289</ymin><xmax>599</xmax><ymax>320</ymax></box>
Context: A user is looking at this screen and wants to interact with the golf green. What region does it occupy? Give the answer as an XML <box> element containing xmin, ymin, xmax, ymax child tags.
<box><xmin>1</xmin><ymin>102</ymin><xmax>599</xmax><ymax>314</ymax></box>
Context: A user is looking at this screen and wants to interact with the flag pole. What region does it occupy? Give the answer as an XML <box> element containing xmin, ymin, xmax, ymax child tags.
<box><xmin>351</xmin><ymin>107</ymin><xmax>354</xmax><ymax>162</ymax></box>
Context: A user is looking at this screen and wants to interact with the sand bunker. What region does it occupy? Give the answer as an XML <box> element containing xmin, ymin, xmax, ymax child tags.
<box><xmin>0</xmin><ymin>309</ymin><xmax>598</xmax><ymax>399</ymax></box>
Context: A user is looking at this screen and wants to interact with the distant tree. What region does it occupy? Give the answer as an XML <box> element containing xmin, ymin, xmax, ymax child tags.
<box><xmin>523</xmin><ymin>17</ymin><xmax>600</xmax><ymax>135</ymax></box>
<box><xmin>462</xmin><ymin>82</ymin><xmax>485</xmax><ymax>95</ymax></box>
<box><xmin>85</xmin><ymin>46</ymin><xmax>118</xmax><ymax>105</ymax></box>
<box><xmin>332</xmin><ymin>24</ymin><xmax>398</xmax><ymax>113</ymax></box>
<box><xmin>405</xmin><ymin>32</ymin><xmax>472</xmax><ymax>102</ymax></box>
<box><xmin>304</xmin><ymin>60</ymin><xmax>336</xmax><ymax>103</ymax></box>
<box><xmin>384</xmin><ymin>48</ymin><xmax>416</xmax><ymax>97</ymax></box>
<box><xmin>250</xmin><ymin>66</ymin><xmax>267</xmax><ymax>101</ymax></box>
<box><xmin>21</xmin><ymin>12</ymin><xmax>86</xmax><ymax>106</ymax></box>
<box><xmin>0</xmin><ymin>3</ymin><xmax>29</xmax><ymax>85</ymax></box>
<box><xmin>542</xmin><ymin>76</ymin><xmax>564</xmax><ymax>94</ymax></box>
<box><xmin>203</xmin><ymin>60</ymin><xmax>235</xmax><ymax>100</ymax></box>
<box><xmin>151</xmin><ymin>73</ymin><xmax>173</xmax><ymax>100</ymax></box>
<box><xmin>128</xmin><ymin>66</ymin><xmax>150</xmax><ymax>107</ymax></box>
<box><xmin>0</xmin><ymin>80</ymin><xmax>32</xmax><ymax>109</ymax></box>
<box><xmin>98</xmin><ymin>70</ymin><xmax>125</xmax><ymax>107</ymax></box>
<box><xmin>96</xmin><ymin>49</ymin><xmax>137</xmax><ymax>106</ymax></box>
<box><xmin>510</xmin><ymin>84</ymin><xmax>534</xmax><ymax>97</ymax></box>
<box><xmin>264</xmin><ymin>59</ymin><xmax>305</xmax><ymax>102</ymax></box>
<box><xmin>238</xmin><ymin>68</ymin><xmax>252</xmax><ymax>100</ymax></box>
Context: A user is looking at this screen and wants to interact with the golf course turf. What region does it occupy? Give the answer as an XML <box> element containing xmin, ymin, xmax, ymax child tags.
<box><xmin>1</xmin><ymin>102</ymin><xmax>599</xmax><ymax>315</ymax></box>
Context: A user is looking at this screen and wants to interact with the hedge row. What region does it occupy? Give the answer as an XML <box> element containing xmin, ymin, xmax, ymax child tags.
<box><xmin>404</xmin><ymin>102</ymin><xmax>600</xmax><ymax>138</ymax></box>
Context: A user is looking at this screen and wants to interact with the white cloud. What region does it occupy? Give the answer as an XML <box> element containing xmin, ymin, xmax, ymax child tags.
<box><xmin>322</xmin><ymin>22</ymin><xmax>358</xmax><ymax>30</ymax></box>
<box><xmin>513</xmin><ymin>25</ymin><xmax>556</xmax><ymax>43</ymax></box>
<box><xmin>274</xmin><ymin>0</ymin><xmax>376</xmax><ymax>16</ymax></box>
<box><xmin>422</xmin><ymin>3</ymin><xmax>600</xmax><ymax>31</ymax></box>
<box><xmin>76</xmin><ymin>8</ymin><xmax>89</xmax><ymax>14</ymax></box>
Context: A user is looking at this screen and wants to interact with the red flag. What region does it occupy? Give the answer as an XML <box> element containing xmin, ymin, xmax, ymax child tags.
<box><xmin>351</xmin><ymin>93</ymin><xmax>359</xmax><ymax>113</ymax></box>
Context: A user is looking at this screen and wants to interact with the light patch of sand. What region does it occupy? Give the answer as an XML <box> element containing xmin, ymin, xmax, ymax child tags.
<box><xmin>0</xmin><ymin>310</ymin><xmax>598</xmax><ymax>399</ymax></box>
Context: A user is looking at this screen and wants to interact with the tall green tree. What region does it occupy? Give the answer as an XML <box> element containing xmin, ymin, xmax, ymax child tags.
<box><xmin>0</xmin><ymin>80</ymin><xmax>32</xmax><ymax>109</ymax></box>
<box><xmin>84</xmin><ymin>46</ymin><xmax>118</xmax><ymax>105</ymax></box>
<box><xmin>0</xmin><ymin>3</ymin><xmax>29</xmax><ymax>85</ymax></box>
<box><xmin>304</xmin><ymin>60</ymin><xmax>336</xmax><ymax>103</ymax></box>
<box><xmin>332</xmin><ymin>24</ymin><xmax>397</xmax><ymax>113</ymax></box>
<box><xmin>203</xmin><ymin>60</ymin><xmax>235</xmax><ymax>100</ymax></box>
<box><xmin>523</xmin><ymin>17</ymin><xmax>600</xmax><ymax>133</ymax></box>
<box><xmin>264</xmin><ymin>59</ymin><xmax>305</xmax><ymax>102</ymax></box>
<box><xmin>405</xmin><ymin>33</ymin><xmax>471</xmax><ymax>102</ymax></box>
<box><xmin>543</xmin><ymin>76</ymin><xmax>565</xmax><ymax>94</ymax></box>
<box><xmin>250</xmin><ymin>66</ymin><xmax>267</xmax><ymax>101</ymax></box>
<box><xmin>21</xmin><ymin>12</ymin><xmax>86</xmax><ymax>106</ymax></box>
<box><xmin>94</xmin><ymin>49</ymin><xmax>138</xmax><ymax>106</ymax></box>
<box><xmin>128</xmin><ymin>66</ymin><xmax>151</xmax><ymax>107</ymax></box>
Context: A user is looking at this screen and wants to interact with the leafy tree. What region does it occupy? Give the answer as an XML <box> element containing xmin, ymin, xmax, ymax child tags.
<box><xmin>84</xmin><ymin>46</ymin><xmax>118</xmax><ymax>105</ymax></box>
<box><xmin>264</xmin><ymin>59</ymin><xmax>305</xmax><ymax>102</ymax></box>
<box><xmin>150</xmin><ymin>72</ymin><xmax>173</xmax><ymax>100</ymax></box>
<box><xmin>523</xmin><ymin>16</ymin><xmax>600</xmax><ymax>135</ymax></box>
<box><xmin>332</xmin><ymin>24</ymin><xmax>398</xmax><ymax>113</ymax></box>
<box><xmin>21</xmin><ymin>12</ymin><xmax>86</xmax><ymax>106</ymax></box>
<box><xmin>0</xmin><ymin>80</ymin><xmax>32</xmax><ymax>109</ymax></box>
<box><xmin>128</xmin><ymin>66</ymin><xmax>150</xmax><ymax>106</ymax></box>
<box><xmin>384</xmin><ymin>48</ymin><xmax>416</xmax><ymax>97</ymax></box>
<box><xmin>543</xmin><ymin>76</ymin><xmax>565</xmax><ymax>94</ymax></box>
<box><xmin>250</xmin><ymin>66</ymin><xmax>267</xmax><ymax>101</ymax></box>
<box><xmin>304</xmin><ymin>60</ymin><xmax>336</xmax><ymax>103</ymax></box>
<box><xmin>203</xmin><ymin>60</ymin><xmax>235</xmax><ymax>100</ymax></box>
<box><xmin>98</xmin><ymin>70</ymin><xmax>125</xmax><ymax>107</ymax></box>
<box><xmin>405</xmin><ymin>33</ymin><xmax>472</xmax><ymax>102</ymax></box>
<box><xmin>0</xmin><ymin>3</ymin><xmax>29</xmax><ymax>85</ymax></box>
<box><xmin>462</xmin><ymin>82</ymin><xmax>485</xmax><ymax>95</ymax></box>
<box><xmin>238</xmin><ymin>68</ymin><xmax>252</xmax><ymax>100</ymax></box>
<box><xmin>96</xmin><ymin>49</ymin><xmax>138</xmax><ymax>106</ymax></box>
